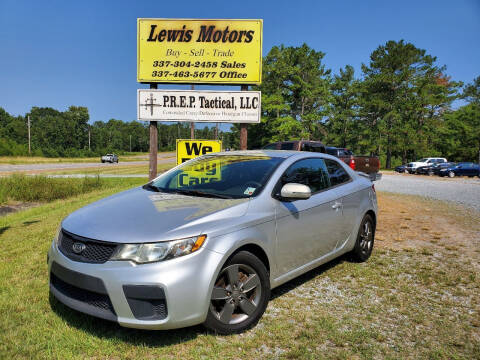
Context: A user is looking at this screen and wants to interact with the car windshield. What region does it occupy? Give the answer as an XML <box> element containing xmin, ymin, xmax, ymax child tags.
<box><xmin>418</xmin><ymin>158</ymin><xmax>428</xmax><ymax>162</ymax></box>
<box><xmin>148</xmin><ymin>154</ymin><xmax>284</xmax><ymax>199</ymax></box>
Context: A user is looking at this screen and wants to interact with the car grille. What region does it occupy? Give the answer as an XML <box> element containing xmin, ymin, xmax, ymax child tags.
<box><xmin>50</xmin><ymin>272</ymin><xmax>116</xmax><ymax>314</ymax></box>
<box><xmin>58</xmin><ymin>230</ymin><xmax>118</xmax><ymax>264</ymax></box>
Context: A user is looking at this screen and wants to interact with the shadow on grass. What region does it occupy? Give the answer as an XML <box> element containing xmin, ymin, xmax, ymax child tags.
<box><xmin>49</xmin><ymin>254</ymin><xmax>350</xmax><ymax>346</ymax></box>
<box><xmin>49</xmin><ymin>293</ymin><xmax>204</xmax><ymax>346</ymax></box>
<box><xmin>23</xmin><ymin>220</ymin><xmax>41</xmax><ymax>226</ymax></box>
<box><xmin>0</xmin><ymin>226</ymin><xmax>10</xmax><ymax>235</ymax></box>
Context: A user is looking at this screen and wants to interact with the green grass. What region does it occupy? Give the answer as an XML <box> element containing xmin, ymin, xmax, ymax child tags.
<box><xmin>0</xmin><ymin>174</ymin><xmax>107</xmax><ymax>205</ymax></box>
<box><xmin>41</xmin><ymin>163</ymin><xmax>174</xmax><ymax>176</ymax></box>
<box><xmin>0</xmin><ymin>189</ymin><xmax>479</xmax><ymax>359</ymax></box>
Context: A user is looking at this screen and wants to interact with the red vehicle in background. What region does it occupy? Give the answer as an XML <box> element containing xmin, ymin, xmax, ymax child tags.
<box><xmin>262</xmin><ymin>141</ymin><xmax>381</xmax><ymax>181</ymax></box>
<box><xmin>325</xmin><ymin>147</ymin><xmax>381</xmax><ymax>181</ymax></box>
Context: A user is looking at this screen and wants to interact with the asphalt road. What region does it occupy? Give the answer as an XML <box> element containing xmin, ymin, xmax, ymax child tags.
<box><xmin>375</xmin><ymin>173</ymin><xmax>480</xmax><ymax>212</ymax></box>
<box><xmin>0</xmin><ymin>153</ymin><xmax>175</xmax><ymax>173</ymax></box>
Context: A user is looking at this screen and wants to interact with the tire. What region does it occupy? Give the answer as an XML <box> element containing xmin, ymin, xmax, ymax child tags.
<box><xmin>204</xmin><ymin>251</ymin><xmax>270</xmax><ymax>334</ymax></box>
<box><xmin>350</xmin><ymin>214</ymin><xmax>375</xmax><ymax>262</ymax></box>
<box><xmin>101</xmin><ymin>160</ymin><xmax>105</xmax><ymax>163</ymax></box>
<box><xmin>448</xmin><ymin>171</ymin><xmax>455</xmax><ymax>178</ymax></box>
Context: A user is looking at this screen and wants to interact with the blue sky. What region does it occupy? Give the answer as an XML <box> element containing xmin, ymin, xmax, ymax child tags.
<box><xmin>1</xmin><ymin>0</ymin><xmax>479</xmax><ymax>129</ymax></box>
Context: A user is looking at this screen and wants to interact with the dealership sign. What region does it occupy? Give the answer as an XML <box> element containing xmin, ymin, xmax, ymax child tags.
<box><xmin>176</xmin><ymin>139</ymin><xmax>222</xmax><ymax>186</ymax></box>
<box><xmin>176</xmin><ymin>139</ymin><xmax>222</xmax><ymax>165</ymax></box>
<box><xmin>137</xmin><ymin>18</ymin><xmax>262</xmax><ymax>84</ymax></box>
<box><xmin>137</xmin><ymin>89</ymin><xmax>261</xmax><ymax>123</ymax></box>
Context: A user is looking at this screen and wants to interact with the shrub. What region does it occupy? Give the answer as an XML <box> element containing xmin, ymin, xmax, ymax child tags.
<box><xmin>0</xmin><ymin>174</ymin><xmax>104</xmax><ymax>205</ymax></box>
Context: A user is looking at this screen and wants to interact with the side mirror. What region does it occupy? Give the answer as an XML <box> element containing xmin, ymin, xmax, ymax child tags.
<box><xmin>280</xmin><ymin>183</ymin><xmax>311</xmax><ymax>200</ymax></box>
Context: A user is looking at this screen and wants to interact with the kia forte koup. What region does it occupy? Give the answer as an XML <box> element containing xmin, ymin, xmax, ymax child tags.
<box><xmin>48</xmin><ymin>151</ymin><xmax>377</xmax><ymax>334</ymax></box>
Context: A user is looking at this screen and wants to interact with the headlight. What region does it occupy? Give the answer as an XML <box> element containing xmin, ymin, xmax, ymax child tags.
<box><xmin>110</xmin><ymin>235</ymin><xmax>207</xmax><ymax>264</ymax></box>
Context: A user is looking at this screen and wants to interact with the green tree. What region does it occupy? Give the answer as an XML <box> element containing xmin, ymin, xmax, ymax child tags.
<box><xmin>239</xmin><ymin>44</ymin><xmax>331</xmax><ymax>149</ymax></box>
<box><xmin>360</xmin><ymin>40</ymin><xmax>459</xmax><ymax>167</ymax></box>
<box><xmin>326</xmin><ymin>65</ymin><xmax>360</xmax><ymax>149</ymax></box>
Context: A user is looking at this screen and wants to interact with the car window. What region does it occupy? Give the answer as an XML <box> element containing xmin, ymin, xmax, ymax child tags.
<box><xmin>263</xmin><ymin>143</ymin><xmax>277</xmax><ymax>150</ymax></box>
<box><xmin>338</xmin><ymin>149</ymin><xmax>353</xmax><ymax>156</ymax></box>
<box><xmin>325</xmin><ymin>148</ymin><xmax>337</xmax><ymax>156</ymax></box>
<box><xmin>280</xmin><ymin>158</ymin><xmax>330</xmax><ymax>193</ymax></box>
<box><xmin>324</xmin><ymin>159</ymin><xmax>351</xmax><ymax>186</ymax></box>
<box><xmin>301</xmin><ymin>143</ymin><xmax>324</xmax><ymax>153</ymax></box>
<box><xmin>151</xmin><ymin>155</ymin><xmax>284</xmax><ymax>198</ymax></box>
<box><xmin>280</xmin><ymin>142</ymin><xmax>295</xmax><ymax>150</ymax></box>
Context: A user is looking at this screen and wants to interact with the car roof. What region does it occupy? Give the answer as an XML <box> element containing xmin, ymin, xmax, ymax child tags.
<box><xmin>213</xmin><ymin>150</ymin><xmax>301</xmax><ymax>158</ymax></box>
<box><xmin>211</xmin><ymin>150</ymin><xmax>344</xmax><ymax>164</ymax></box>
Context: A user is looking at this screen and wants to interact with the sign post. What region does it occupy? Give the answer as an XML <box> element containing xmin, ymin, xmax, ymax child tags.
<box><xmin>240</xmin><ymin>84</ymin><xmax>248</xmax><ymax>150</ymax></box>
<box><xmin>148</xmin><ymin>83</ymin><xmax>158</xmax><ymax>180</ymax></box>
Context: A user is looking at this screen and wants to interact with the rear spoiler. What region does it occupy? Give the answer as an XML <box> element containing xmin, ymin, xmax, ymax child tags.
<box><xmin>356</xmin><ymin>171</ymin><xmax>382</xmax><ymax>181</ymax></box>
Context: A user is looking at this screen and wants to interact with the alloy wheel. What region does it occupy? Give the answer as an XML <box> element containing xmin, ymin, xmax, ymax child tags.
<box><xmin>210</xmin><ymin>264</ymin><xmax>262</xmax><ymax>325</ymax></box>
<box><xmin>359</xmin><ymin>220</ymin><xmax>373</xmax><ymax>256</ymax></box>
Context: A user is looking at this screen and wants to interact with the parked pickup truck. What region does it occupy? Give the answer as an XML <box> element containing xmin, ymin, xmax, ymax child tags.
<box><xmin>405</xmin><ymin>157</ymin><xmax>447</xmax><ymax>174</ymax></box>
<box><xmin>325</xmin><ymin>147</ymin><xmax>381</xmax><ymax>181</ymax></box>
<box><xmin>262</xmin><ymin>141</ymin><xmax>381</xmax><ymax>180</ymax></box>
<box><xmin>262</xmin><ymin>140</ymin><xmax>326</xmax><ymax>153</ymax></box>
<box><xmin>101</xmin><ymin>154</ymin><xmax>118</xmax><ymax>163</ymax></box>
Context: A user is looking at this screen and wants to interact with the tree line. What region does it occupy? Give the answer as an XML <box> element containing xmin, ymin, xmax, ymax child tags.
<box><xmin>233</xmin><ymin>40</ymin><xmax>479</xmax><ymax>168</ymax></box>
<box><xmin>0</xmin><ymin>40</ymin><xmax>478</xmax><ymax>168</ymax></box>
<box><xmin>0</xmin><ymin>106</ymin><xmax>225</xmax><ymax>157</ymax></box>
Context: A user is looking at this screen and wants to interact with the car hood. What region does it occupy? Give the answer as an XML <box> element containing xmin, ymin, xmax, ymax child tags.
<box><xmin>61</xmin><ymin>187</ymin><xmax>250</xmax><ymax>243</ymax></box>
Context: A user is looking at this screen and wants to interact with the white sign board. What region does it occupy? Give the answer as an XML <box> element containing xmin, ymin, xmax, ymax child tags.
<box><xmin>137</xmin><ymin>89</ymin><xmax>261</xmax><ymax>123</ymax></box>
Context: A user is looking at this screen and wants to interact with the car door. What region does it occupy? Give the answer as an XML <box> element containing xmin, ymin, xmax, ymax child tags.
<box><xmin>323</xmin><ymin>158</ymin><xmax>359</xmax><ymax>249</ymax></box>
<box><xmin>464</xmin><ymin>163</ymin><xmax>476</xmax><ymax>176</ymax></box>
<box><xmin>274</xmin><ymin>158</ymin><xmax>344</xmax><ymax>274</ymax></box>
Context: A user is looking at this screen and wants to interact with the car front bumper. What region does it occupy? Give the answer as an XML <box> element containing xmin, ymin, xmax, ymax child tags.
<box><xmin>48</xmin><ymin>240</ymin><xmax>224</xmax><ymax>330</ymax></box>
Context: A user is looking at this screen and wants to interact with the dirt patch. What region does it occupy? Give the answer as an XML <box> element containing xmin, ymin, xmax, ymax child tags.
<box><xmin>0</xmin><ymin>203</ymin><xmax>38</xmax><ymax>217</ymax></box>
<box><xmin>376</xmin><ymin>192</ymin><xmax>480</xmax><ymax>265</ymax></box>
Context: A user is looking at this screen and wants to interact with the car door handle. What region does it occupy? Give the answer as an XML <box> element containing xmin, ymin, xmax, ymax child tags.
<box><xmin>332</xmin><ymin>201</ymin><xmax>342</xmax><ymax>210</ymax></box>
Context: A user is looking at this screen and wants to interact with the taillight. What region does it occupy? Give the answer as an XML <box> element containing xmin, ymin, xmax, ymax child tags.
<box><xmin>349</xmin><ymin>158</ymin><xmax>356</xmax><ymax>170</ymax></box>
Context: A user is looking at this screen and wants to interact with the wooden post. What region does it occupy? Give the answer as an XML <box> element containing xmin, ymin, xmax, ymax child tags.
<box><xmin>190</xmin><ymin>84</ymin><xmax>195</xmax><ymax>139</ymax></box>
<box><xmin>149</xmin><ymin>83</ymin><xmax>158</xmax><ymax>180</ymax></box>
<box><xmin>240</xmin><ymin>85</ymin><xmax>248</xmax><ymax>150</ymax></box>
<box><xmin>27</xmin><ymin>115</ymin><xmax>31</xmax><ymax>155</ymax></box>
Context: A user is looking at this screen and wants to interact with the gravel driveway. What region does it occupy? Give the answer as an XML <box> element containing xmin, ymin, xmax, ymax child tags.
<box><xmin>376</xmin><ymin>173</ymin><xmax>480</xmax><ymax>212</ymax></box>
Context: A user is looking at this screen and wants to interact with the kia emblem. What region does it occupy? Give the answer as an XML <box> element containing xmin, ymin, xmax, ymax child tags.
<box><xmin>72</xmin><ymin>242</ymin><xmax>86</xmax><ymax>254</ymax></box>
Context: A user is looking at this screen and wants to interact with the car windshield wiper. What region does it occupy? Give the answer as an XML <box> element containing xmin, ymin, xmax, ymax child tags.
<box><xmin>171</xmin><ymin>189</ymin><xmax>234</xmax><ymax>199</ymax></box>
<box><xmin>142</xmin><ymin>183</ymin><xmax>160</xmax><ymax>192</ymax></box>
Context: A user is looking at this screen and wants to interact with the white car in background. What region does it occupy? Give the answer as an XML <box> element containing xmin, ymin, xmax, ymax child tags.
<box><xmin>406</xmin><ymin>158</ymin><xmax>447</xmax><ymax>174</ymax></box>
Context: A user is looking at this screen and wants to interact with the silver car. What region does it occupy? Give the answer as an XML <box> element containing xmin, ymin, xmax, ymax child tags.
<box><xmin>48</xmin><ymin>151</ymin><xmax>377</xmax><ymax>334</ymax></box>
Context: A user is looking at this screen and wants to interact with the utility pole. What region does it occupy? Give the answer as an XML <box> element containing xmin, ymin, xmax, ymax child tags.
<box><xmin>215</xmin><ymin>123</ymin><xmax>219</xmax><ymax>140</ymax></box>
<box><xmin>129</xmin><ymin>134</ymin><xmax>132</xmax><ymax>153</ymax></box>
<box><xmin>239</xmin><ymin>85</ymin><xmax>248</xmax><ymax>150</ymax></box>
<box><xmin>27</xmin><ymin>115</ymin><xmax>31</xmax><ymax>155</ymax></box>
<box><xmin>88</xmin><ymin>126</ymin><xmax>91</xmax><ymax>151</ymax></box>
<box><xmin>149</xmin><ymin>83</ymin><xmax>158</xmax><ymax>180</ymax></box>
<box><xmin>190</xmin><ymin>84</ymin><xmax>195</xmax><ymax>139</ymax></box>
